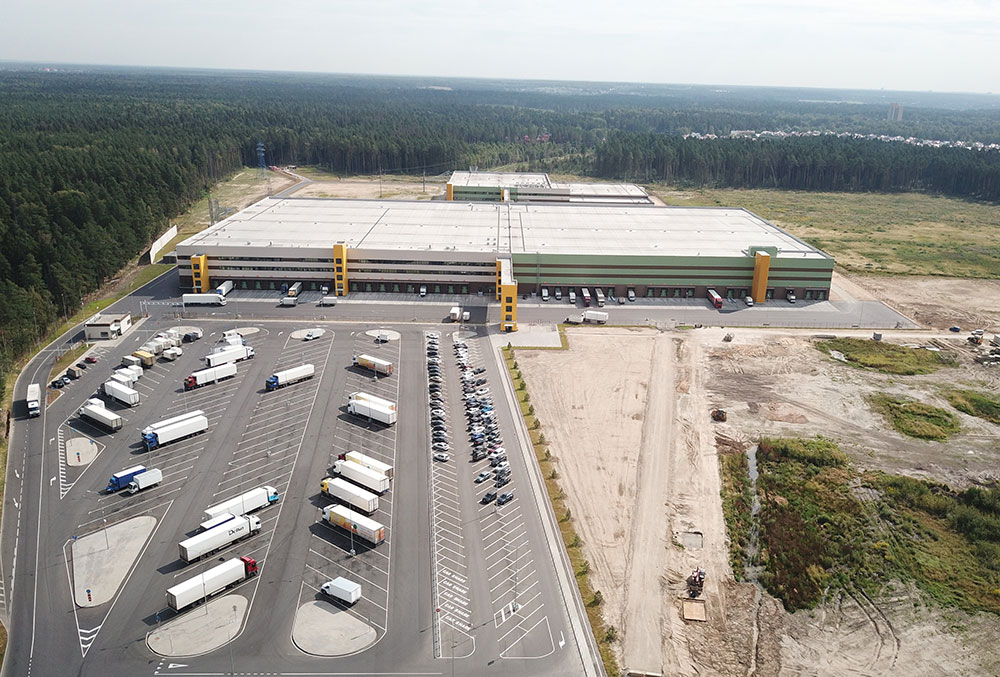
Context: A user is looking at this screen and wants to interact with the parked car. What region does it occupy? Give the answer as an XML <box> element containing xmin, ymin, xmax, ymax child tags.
<box><xmin>432</xmin><ymin>442</ymin><xmax>450</xmax><ymax>452</ymax></box>
<box><xmin>76</xmin><ymin>362</ymin><xmax>88</xmax><ymax>370</ymax></box>
<box><xmin>475</xmin><ymin>471</ymin><xmax>491</xmax><ymax>483</ymax></box>
<box><xmin>84</xmin><ymin>355</ymin><xmax>99</xmax><ymax>364</ymax></box>
<box><xmin>497</xmin><ymin>491</ymin><xmax>515</xmax><ymax>506</ymax></box>
<box><xmin>433</xmin><ymin>452</ymin><xmax>450</xmax><ymax>462</ymax></box>
<box><xmin>482</xmin><ymin>490</ymin><xmax>498</xmax><ymax>504</ymax></box>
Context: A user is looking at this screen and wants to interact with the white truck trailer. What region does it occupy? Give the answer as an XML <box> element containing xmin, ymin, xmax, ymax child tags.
<box><xmin>582</xmin><ymin>310</ymin><xmax>609</xmax><ymax>324</ymax></box>
<box><xmin>127</xmin><ymin>468</ymin><xmax>162</xmax><ymax>494</ymax></box>
<box><xmin>26</xmin><ymin>383</ymin><xmax>41</xmax><ymax>418</ymax></box>
<box><xmin>202</xmin><ymin>486</ymin><xmax>280</xmax><ymax>521</ymax></box>
<box><xmin>345</xmin><ymin>450</ymin><xmax>394</xmax><ymax>479</ymax></box>
<box><xmin>110</xmin><ymin>370</ymin><xmax>136</xmax><ymax>387</ymax></box>
<box><xmin>79</xmin><ymin>404</ymin><xmax>123</xmax><ymax>431</ymax></box>
<box><xmin>347</xmin><ymin>399</ymin><xmax>397</xmax><ymax>425</ymax></box>
<box><xmin>348</xmin><ymin>392</ymin><xmax>397</xmax><ymax>410</ymax></box>
<box><xmin>162</xmin><ymin>347</ymin><xmax>183</xmax><ymax>361</ymax></box>
<box><xmin>184</xmin><ymin>363</ymin><xmax>238</xmax><ymax>390</ymax></box>
<box><xmin>103</xmin><ymin>380</ymin><xmax>140</xmax><ymax>407</ymax></box>
<box><xmin>205</xmin><ymin>345</ymin><xmax>254</xmax><ymax>368</ymax></box>
<box><xmin>321</xmin><ymin>477</ymin><xmax>379</xmax><ymax>513</ymax></box>
<box><xmin>332</xmin><ymin>460</ymin><xmax>390</xmax><ymax>494</ymax></box>
<box><xmin>126</xmin><ymin>365</ymin><xmax>144</xmax><ymax>381</ymax></box>
<box><xmin>265</xmin><ymin>364</ymin><xmax>315</xmax><ymax>391</ymax></box>
<box><xmin>142</xmin><ymin>415</ymin><xmax>208</xmax><ymax>450</ymax></box>
<box><xmin>215</xmin><ymin>280</ymin><xmax>235</xmax><ymax>296</ymax></box>
<box><xmin>352</xmin><ymin>354</ymin><xmax>394</xmax><ymax>375</ymax></box>
<box><xmin>178</xmin><ymin>515</ymin><xmax>261</xmax><ymax>563</ymax></box>
<box><xmin>121</xmin><ymin>354</ymin><xmax>141</xmax><ymax>368</ymax></box>
<box><xmin>166</xmin><ymin>556</ymin><xmax>258</xmax><ymax>611</ymax></box>
<box><xmin>141</xmin><ymin>410</ymin><xmax>205</xmax><ymax>437</ymax></box>
<box><xmin>182</xmin><ymin>293</ymin><xmax>227</xmax><ymax>306</ymax></box>
<box><xmin>323</xmin><ymin>504</ymin><xmax>385</xmax><ymax>545</ymax></box>
<box><xmin>450</xmin><ymin>306</ymin><xmax>461</xmax><ymax>321</ymax></box>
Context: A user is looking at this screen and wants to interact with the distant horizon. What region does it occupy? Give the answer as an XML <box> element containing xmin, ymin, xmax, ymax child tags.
<box><xmin>2</xmin><ymin>59</ymin><xmax>998</xmax><ymax>101</ymax></box>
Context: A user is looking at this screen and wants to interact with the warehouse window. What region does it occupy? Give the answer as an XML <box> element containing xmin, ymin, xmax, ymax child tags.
<box><xmin>406</xmin><ymin>284</ymin><xmax>414</xmax><ymax>293</ymax></box>
<box><xmin>378</xmin><ymin>283</ymin><xmax>386</xmax><ymax>292</ymax></box>
<box><xmin>461</xmin><ymin>285</ymin><xmax>469</xmax><ymax>294</ymax></box>
<box><xmin>433</xmin><ymin>285</ymin><xmax>441</xmax><ymax>294</ymax></box>
<box><xmin>505</xmin><ymin>296</ymin><xmax>513</xmax><ymax>304</ymax></box>
<box><xmin>505</xmin><ymin>305</ymin><xmax>512</xmax><ymax>313</ymax></box>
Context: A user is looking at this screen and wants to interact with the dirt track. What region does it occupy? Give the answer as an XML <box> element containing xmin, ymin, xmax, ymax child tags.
<box><xmin>518</xmin><ymin>325</ymin><xmax>1000</xmax><ymax>675</ymax></box>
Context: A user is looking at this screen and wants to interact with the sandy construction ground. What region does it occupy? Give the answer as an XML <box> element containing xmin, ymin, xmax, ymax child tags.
<box><xmin>293</xmin><ymin>178</ymin><xmax>442</xmax><ymax>200</ymax></box>
<box><xmin>517</xmin><ymin>325</ymin><xmax>1000</xmax><ymax>676</ymax></box>
<box><xmin>850</xmin><ymin>274</ymin><xmax>1000</xmax><ymax>332</ymax></box>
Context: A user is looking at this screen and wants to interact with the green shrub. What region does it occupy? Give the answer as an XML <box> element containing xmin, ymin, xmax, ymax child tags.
<box><xmin>868</xmin><ymin>393</ymin><xmax>960</xmax><ymax>441</ymax></box>
<box><xmin>816</xmin><ymin>338</ymin><xmax>954</xmax><ymax>375</ymax></box>
<box><xmin>945</xmin><ymin>389</ymin><xmax>1000</xmax><ymax>425</ymax></box>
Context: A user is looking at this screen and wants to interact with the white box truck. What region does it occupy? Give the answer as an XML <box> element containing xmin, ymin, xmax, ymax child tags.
<box><xmin>80</xmin><ymin>404</ymin><xmax>123</xmax><ymax>431</ymax></box>
<box><xmin>215</xmin><ymin>280</ymin><xmax>234</xmax><ymax>296</ymax></box>
<box><xmin>347</xmin><ymin>399</ymin><xmax>397</xmax><ymax>425</ymax></box>
<box><xmin>205</xmin><ymin>345</ymin><xmax>254</xmax><ymax>368</ymax></box>
<box><xmin>127</xmin><ymin>468</ymin><xmax>162</xmax><ymax>494</ymax></box>
<box><xmin>126</xmin><ymin>365</ymin><xmax>144</xmax><ymax>381</ymax></box>
<box><xmin>122</xmin><ymin>354</ymin><xmax>141</xmax><ymax>368</ymax></box>
<box><xmin>582</xmin><ymin>310</ymin><xmax>609</xmax><ymax>324</ymax></box>
<box><xmin>184</xmin><ymin>363</ymin><xmax>237</xmax><ymax>390</ymax></box>
<box><xmin>203</xmin><ymin>486</ymin><xmax>280</xmax><ymax>521</ymax></box>
<box><xmin>103</xmin><ymin>380</ymin><xmax>140</xmax><ymax>407</ymax></box>
<box><xmin>345</xmin><ymin>451</ymin><xmax>393</xmax><ymax>479</ymax></box>
<box><xmin>323</xmin><ymin>504</ymin><xmax>385</xmax><ymax>545</ymax></box>
<box><xmin>178</xmin><ymin>515</ymin><xmax>261</xmax><ymax>563</ymax></box>
<box><xmin>162</xmin><ymin>347</ymin><xmax>183</xmax><ymax>361</ymax></box>
<box><xmin>321</xmin><ymin>577</ymin><xmax>361</xmax><ymax>605</ymax></box>
<box><xmin>182</xmin><ymin>293</ymin><xmax>227</xmax><ymax>306</ymax></box>
<box><xmin>280</xmin><ymin>296</ymin><xmax>297</xmax><ymax>307</ymax></box>
<box><xmin>321</xmin><ymin>477</ymin><xmax>379</xmax><ymax>513</ymax></box>
<box><xmin>332</xmin><ymin>460</ymin><xmax>390</xmax><ymax>494</ymax></box>
<box><xmin>142</xmin><ymin>415</ymin><xmax>208</xmax><ymax>450</ymax></box>
<box><xmin>449</xmin><ymin>306</ymin><xmax>461</xmax><ymax>321</ymax></box>
<box><xmin>265</xmin><ymin>364</ymin><xmax>315</xmax><ymax>391</ymax></box>
<box><xmin>26</xmin><ymin>383</ymin><xmax>41</xmax><ymax>418</ymax></box>
<box><xmin>352</xmin><ymin>354</ymin><xmax>394</xmax><ymax>375</ymax></box>
<box><xmin>167</xmin><ymin>556</ymin><xmax>258</xmax><ymax>611</ymax></box>
<box><xmin>110</xmin><ymin>371</ymin><xmax>136</xmax><ymax>388</ymax></box>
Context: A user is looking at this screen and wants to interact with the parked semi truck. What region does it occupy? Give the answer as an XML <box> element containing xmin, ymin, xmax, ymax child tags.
<box><xmin>205</xmin><ymin>345</ymin><xmax>254</xmax><ymax>368</ymax></box>
<box><xmin>182</xmin><ymin>293</ymin><xmax>227</xmax><ymax>306</ymax></box>
<box><xmin>122</xmin><ymin>354</ymin><xmax>141</xmax><ymax>368</ymax></box>
<box><xmin>162</xmin><ymin>347</ymin><xmax>183</xmax><ymax>361</ymax></box>
<box><xmin>202</xmin><ymin>486</ymin><xmax>279</xmax><ymax>521</ymax></box>
<box><xmin>321</xmin><ymin>477</ymin><xmax>379</xmax><ymax>513</ymax></box>
<box><xmin>450</xmin><ymin>306</ymin><xmax>462</xmax><ymax>321</ymax></box>
<box><xmin>166</xmin><ymin>556</ymin><xmax>257</xmax><ymax>611</ymax></box>
<box><xmin>132</xmin><ymin>350</ymin><xmax>155</xmax><ymax>368</ymax></box>
<box><xmin>323</xmin><ymin>504</ymin><xmax>385</xmax><ymax>545</ymax></box>
<box><xmin>142</xmin><ymin>415</ymin><xmax>208</xmax><ymax>450</ymax></box>
<box><xmin>111</xmin><ymin>371</ymin><xmax>136</xmax><ymax>388</ymax></box>
<box><xmin>287</xmin><ymin>282</ymin><xmax>302</xmax><ymax>297</ymax></box>
<box><xmin>344</xmin><ymin>450</ymin><xmax>393</xmax><ymax>478</ymax></box>
<box><xmin>26</xmin><ymin>383</ymin><xmax>41</xmax><ymax>418</ymax></box>
<box><xmin>352</xmin><ymin>354</ymin><xmax>393</xmax><ymax>375</ymax></box>
<box><xmin>265</xmin><ymin>364</ymin><xmax>315</xmax><ymax>391</ymax></box>
<box><xmin>215</xmin><ymin>280</ymin><xmax>234</xmax><ymax>296</ymax></box>
<box><xmin>127</xmin><ymin>468</ymin><xmax>162</xmax><ymax>494</ymax></box>
<box><xmin>184</xmin><ymin>363</ymin><xmax>238</xmax><ymax>390</ymax></box>
<box><xmin>582</xmin><ymin>310</ymin><xmax>609</xmax><ymax>324</ymax></box>
<box><xmin>349</xmin><ymin>392</ymin><xmax>396</xmax><ymax>410</ymax></box>
<box><xmin>707</xmin><ymin>289</ymin><xmax>723</xmax><ymax>309</ymax></box>
<box><xmin>347</xmin><ymin>398</ymin><xmax>397</xmax><ymax>425</ymax></box>
<box><xmin>141</xmin><ymin>410</ymin><xmax>205</xmax><ymax>437</ymax></box>
<box><xmin>178</xmin><ymin>515</ymin><xmax>261</xmax><ymax>563</ymax></box>
<box><xmin>103</xmin><ymin>380</ymin><xmax>140</xmax><ymax>407</ymax></box>
<box><xmin>80</xmin><ymin>403</ymin><xmax>124</xmax><ymax>431</ymax></box>
<box><xmin>106</xmin><ymin>465</ymin><xmax>147</xmax><ymax>492</ymax></box>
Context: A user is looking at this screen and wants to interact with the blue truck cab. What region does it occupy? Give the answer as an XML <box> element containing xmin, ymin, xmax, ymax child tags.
<box><xmin>142</xmin><ymin>431</ymin><xmax>160</xmax><ymax>451</ymax></box>
<box><xmin>107</xmin><ymin>465</ymin><xmax>147</xmax><ymax>492</ymax></box>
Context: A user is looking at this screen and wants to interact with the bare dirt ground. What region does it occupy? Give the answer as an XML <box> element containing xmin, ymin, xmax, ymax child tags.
<box><xmin>518</xmin><ymin>328</ymin><xmax>732</xmax><ymax>675</ymax></box>
<box><xmin>850</xmin><ymin>273</ymin><xmax>1000</xmax><ymax>332</ymax></box>
<box><xmin>293</xmin><ymin>177</ymin><xmax>442</xmax><ymax>200</ymax></box>
<box><xmin>518</xmin><ymin>325</ymin><xmax>1000</xmax><ymax>676</ymax></box>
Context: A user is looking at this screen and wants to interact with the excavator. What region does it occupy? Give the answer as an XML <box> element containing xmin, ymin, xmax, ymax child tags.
<box><xmin>687</xmin><ymin>567</ymin><xmax>706</xmax><ymax>598</ymax></box>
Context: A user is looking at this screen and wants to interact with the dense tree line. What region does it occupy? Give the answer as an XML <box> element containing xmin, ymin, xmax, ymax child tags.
<box><xmin>593</xmin><ymin>131</ymin><xmax>1000</xmax><ymax>199</ymax></box>
<box><xmin>0</xmin><ymin>68</ymin><xmax>998</xmax><ymax>397</ymax></box>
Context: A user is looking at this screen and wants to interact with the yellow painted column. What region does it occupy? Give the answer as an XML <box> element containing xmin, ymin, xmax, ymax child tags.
<box><xmin>500</xmin><ymin>281</ymin><xmax>518</xmax><ymax>332</ymax></box>
<box><xmin>495</xmin><ymin>260</ymin><xmax>503</xmax><ymax>300</ymax></box>
<box><xmin>446</xmin><ymin>183</ymin><xmax>454</xmax><ymax>201</ymax></box>
<box><xmin>190</xmin><ymin>254</ymin><xmax>208</xmax><ymax>292</ymax></box>
<box><xmin>333</xmin><ymin>243</ymin><xmax>348</xmax><ymax>296</ymax></box>
<box><xmin>751</xmin><ymin>251</ymin><xmax>771</xmax><ymax>303</ymax></box>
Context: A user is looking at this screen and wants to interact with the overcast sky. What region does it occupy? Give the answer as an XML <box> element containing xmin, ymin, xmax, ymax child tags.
<box><xmin>1</xmin><ymin>0</ymin><xmax>998</xmax><ymax>93</ymax></box>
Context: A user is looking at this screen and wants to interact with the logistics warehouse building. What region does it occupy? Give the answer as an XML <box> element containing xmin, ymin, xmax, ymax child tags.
<box><xmin>446</xmin><ymin>170</ymin><xmax>654</xmax><ymax>205</ymax></box>
<box><xmin>177</xmin><ymin>197</ymin><xmax>833</xmax><ymax>331</ymax></box>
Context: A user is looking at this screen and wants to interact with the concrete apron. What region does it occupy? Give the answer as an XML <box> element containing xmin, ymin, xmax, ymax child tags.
<box><xmin>66</xmin><ymin>436</ymin><xmax>100</xmax><ymax>467</ymax></box>
<box><xmin>72</xmin><ymin>515</ymin><xmax>157</xmax><ymax>606</ymax></box>
<box><xmin>147</xmin><ymin>594</ymin><xmax>248</xmax><ymax>657</ymax></box>
<box><xmin>291</xmin><ymin>601</ymin><xmax>377</xmax><ymax>656</ymax></box>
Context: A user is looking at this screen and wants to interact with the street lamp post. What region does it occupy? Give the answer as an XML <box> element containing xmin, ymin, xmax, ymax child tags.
<box><xmin>87</xmin><ymin>489</ymin><xmax>109</xmax><ymax>550</ymax></box>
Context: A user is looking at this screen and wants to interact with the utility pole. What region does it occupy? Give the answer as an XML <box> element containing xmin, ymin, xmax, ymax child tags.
<box><xmin>422</xmin><ymin>170</ymin><xmax>426</xmax><ymax>193</ymax></box>
<box><xmin>379</xmin><ymin>168</ymin><xmax>383</xmax><ymax>198</ymax></box>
